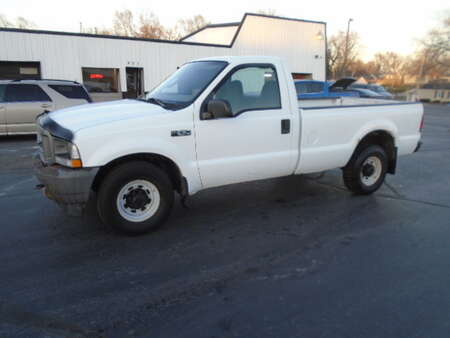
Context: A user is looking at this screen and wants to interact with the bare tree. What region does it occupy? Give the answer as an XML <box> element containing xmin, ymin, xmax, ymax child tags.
<box><xmin>0</xmin><ymin>14</ymin><xmax>12</xmax><ymax>27</ymax></box>
<box><xmin>0</xmin><ymin>13</ymin><xmax>35</xmax><ymax>28</ymax></box>
<box><xmin>108</xmin><ymin>10</ymin><xmax>208</xmax><ymax>40</ymax></box>
<box><xmin>410</xmin><ymin>14</ymin><xmax>450</xmax><ymax>83</ymax></box>
<box><xmin>328</xmin><ymin>31</ymin><xmax>360</xmax><ymax>79</ymax></box>
<box><xmin>175</xmin><ymin>15</ymin><xmax>209</xmax><ymax>39</ymax></box>
<box><xmin>372</xmin><ymin>52</ymin><xmax>407</xmax><ymax>86</ymax></box>
<box><xmin>138</xmin><ymin>12</ymin><xmax>168</xmax><ymax>39</ymax></box>
<box><xmin>112</xmin><ymin>9</ymin><xmax>137</xmax><ymax>37</ymax></box>
<box><xmin>82</xmin><ymin>26</ymin><xmax>113</xmax><ymax>35</ymax></box>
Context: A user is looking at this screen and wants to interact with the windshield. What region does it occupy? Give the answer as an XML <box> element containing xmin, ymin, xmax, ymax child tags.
<box><xmin>146</xmin><ymin>61</ymin><xmax>227</xmax><ymax>108</ymax></box>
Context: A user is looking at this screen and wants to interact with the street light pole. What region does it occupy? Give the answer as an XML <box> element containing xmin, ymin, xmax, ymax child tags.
<box><xmin>343</xmin><ymin>18</ymin><xmax>353</xmax><ymax>77</ymax></box>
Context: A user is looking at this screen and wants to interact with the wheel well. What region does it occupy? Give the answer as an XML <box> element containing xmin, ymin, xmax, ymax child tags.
<box><xmin>91</xmin><ymin>153</ymin><xmax>186</xmax><ymax>194</ymax></box>
<box><xmin>352</xmin><ymin>130</ymin><xmax>397</xmax><ymax>174</ymax></box>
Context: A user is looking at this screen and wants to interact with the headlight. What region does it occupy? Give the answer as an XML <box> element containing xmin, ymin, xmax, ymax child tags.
<box><xmin>53</xmin><ymin>138</ymin><xmax>83</xmax><ymax>168</ymax></box>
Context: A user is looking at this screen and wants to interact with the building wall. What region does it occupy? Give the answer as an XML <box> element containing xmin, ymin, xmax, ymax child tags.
<box><xmin>0</xmin><ymin>14</ymin><xmax>326</xmax><ymax>99</ymax></box>
<box><xmin>232</xmin><ymin>16</ymin><xmax>326</xmax><ymax>81</ymax></box>
<box><xmin>0</xmin><ymin>31</ymin><xmax>232</xmax><ymax>93</ymax></box>
<box><xmin>183</xmin><ymin>26</ymin><xmax>238</xmax><ymax>45</ymax></box>
<box><xmin>406</xmin><ymin>88</ymin><xmax>450</xmax><ymax>102</ymax></box>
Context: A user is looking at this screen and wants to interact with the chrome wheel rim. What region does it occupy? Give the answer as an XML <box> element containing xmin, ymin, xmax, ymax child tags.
<box><xmin>116</xmin><ymin>179</ymin><xmax>160</xmax><ymax>222</ymax></box>
<box><xmin>360</xmin><ymin>156</ymin><xmax>382</xmax><ymax>186</ymax></box>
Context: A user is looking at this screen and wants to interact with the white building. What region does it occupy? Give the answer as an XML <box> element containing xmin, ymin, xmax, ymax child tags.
<box><xmin>0</xmin><ymin>13</ymin><xmax>326</xmax><ymax>101</ymax></box>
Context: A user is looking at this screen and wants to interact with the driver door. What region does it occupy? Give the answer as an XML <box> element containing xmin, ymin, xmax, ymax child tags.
<box><xmin>194</xmin><ymin>64</ymin><xmax>295</xmax><ymax>189</ymax></box>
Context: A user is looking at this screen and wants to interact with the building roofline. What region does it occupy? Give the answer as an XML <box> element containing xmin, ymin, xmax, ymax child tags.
<box><xmin>0</xmin><ymin>27</ymin><xmax>230</xmax><ymax>48</ymax></box>
<box><xmin>181</xmin><ymin>13</ymin><xmax>325</xmax><ymax>43</ymax></box>
<box><xmin>244</xmin><ymin>12</ymin><xmax>326</xmax><ymax>25</ymax></box>
<box><xmin>0</xmin><ymin>12</ymin><xmax>326</xmax><ymax>49</ymax></box>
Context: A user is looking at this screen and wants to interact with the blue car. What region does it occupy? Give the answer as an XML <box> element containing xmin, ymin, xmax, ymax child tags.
<box><xmin>295</xmin><ymin>78</ymin><xmax>359</xmax><ymax>99</ymax></box>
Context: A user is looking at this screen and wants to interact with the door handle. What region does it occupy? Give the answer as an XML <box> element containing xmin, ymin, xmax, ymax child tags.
<box><xmin>281</xmin><ymin>119</ymin><xmax>290</xmax><ymax>134</ymax></box>
<box><xmin>41</xmin><ymin>103</ymin><xmax>51</xmax><ymax>108</ymax></box>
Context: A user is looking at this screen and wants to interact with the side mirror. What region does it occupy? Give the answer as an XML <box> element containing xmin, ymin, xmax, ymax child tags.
<box><xmin>205</xmin><ymin>99</ymin><xmax>233</xmax><ymax>119</ymax></box>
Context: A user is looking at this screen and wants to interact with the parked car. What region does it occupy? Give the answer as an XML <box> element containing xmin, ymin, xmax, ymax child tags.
<box><xmin>349</xmin><ymin>83</ymin><xmax>393</xmax><ymax>99</ymax></box>
<box><xmin>295</xmin><ymin>78</ymin><xmax>359</xmax><ymax>99</ymax></box>
<box><xmin>35</xmin><ymin>56</ymin><xmax>423</xmax><ymax>235</ymax></box>
<box><xmin>346</xmin><ymin>87</ymin><xmax>385</xmax><ymax>98</ymax></box>
<box><xmin>0</xmin><ymin>79</ymin><xmax>92</xmax><ymax>135</ymax></box>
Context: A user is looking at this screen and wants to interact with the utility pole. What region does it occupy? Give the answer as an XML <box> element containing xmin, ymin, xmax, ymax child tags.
<box><xmin>79</xmin><ymin>22</ymin><xmax>82</xmax><ymax>33</ymax></box>
<box><xmin>343</xmin><ymin>18</ymin><xmax>353</xmax><ymax>77</ymax></box>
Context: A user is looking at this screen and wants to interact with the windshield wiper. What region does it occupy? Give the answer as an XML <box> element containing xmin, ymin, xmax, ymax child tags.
<box><xmin>147</xmin><ymin>97</ymin><xmax>169</xmax><ymax>108</ymax></box>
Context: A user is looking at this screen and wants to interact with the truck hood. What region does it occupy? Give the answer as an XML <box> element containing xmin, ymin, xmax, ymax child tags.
<box><xmin>49</xmin><ymin>99</ymin><xmax>167</xmax><ymax>133</ymax></box>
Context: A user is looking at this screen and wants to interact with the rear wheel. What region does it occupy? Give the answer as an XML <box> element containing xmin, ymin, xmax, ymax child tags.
<box><xmin>343</xmin><ymin>145</ymin><xmax>388</xmax><ymax>195</ymax></box>
<box><xmin>97</xmin><ymin>161</ymin><xmax>174</xmax><ymax>235</ymax></box>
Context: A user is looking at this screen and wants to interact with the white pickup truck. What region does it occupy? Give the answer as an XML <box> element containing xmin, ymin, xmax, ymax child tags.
<box><xmin>34</xmin><ymin>56</ymin><xmax>423</xmax><ymax>234</ymax></box>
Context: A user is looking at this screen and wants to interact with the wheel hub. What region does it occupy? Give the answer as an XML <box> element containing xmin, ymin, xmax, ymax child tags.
<box><xmin>116</xmin><ymin>180</ymin><xmax>161</xmax><ymax>222</ymax></box>
<box><xmin>360</xmin><ymin>156</ymin><xmax>383</xmax><ymax>186</ymax></box>
<box><xmin>124</xmin><ymin>188</ymin><xmax>151</xmax><ymax>210</ymax></box>
<box><xmin>362</xmin><ymin>163</ymin><xmax>375</xmax><ymax>177</ymax></box>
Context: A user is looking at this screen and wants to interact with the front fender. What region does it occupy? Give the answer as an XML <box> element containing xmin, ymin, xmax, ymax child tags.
<box><xmin>75</xmin><ymin>132</ymin><xmax>202</xmax><ymax>195</ymax></box>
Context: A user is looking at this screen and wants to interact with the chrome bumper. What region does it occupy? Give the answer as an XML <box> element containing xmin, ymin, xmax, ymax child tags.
<box><xmin>34</xmin><ymin>155</ymin><xmax>99</xmax><ymax>216</ymax></box>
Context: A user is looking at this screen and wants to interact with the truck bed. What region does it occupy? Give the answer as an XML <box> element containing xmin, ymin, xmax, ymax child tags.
<box><xmin>295</xmin><ymin>97</ymin><xmax>423</xmax><ymax>174</ymax></box>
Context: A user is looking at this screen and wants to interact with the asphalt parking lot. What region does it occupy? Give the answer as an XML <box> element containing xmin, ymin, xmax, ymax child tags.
<box><xmin>0</xmin><ymin>104</ymin><xmax>449</xmax><ymax>338</ymax></box>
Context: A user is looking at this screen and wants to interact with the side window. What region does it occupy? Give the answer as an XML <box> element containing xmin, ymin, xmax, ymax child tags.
<box><xmin>212</xmin><ymin>65</ymin><xmax>281</xmax><ymax>115</ymax></box>
<box><xmin>0</xmin><ymin>85</ymin><xmax>6</xmax><ymax>102</ymax></box>
<box><xmin>5</xmin><ymin>84</ymin><xmax>52</xmax><ymax>102</ymax></box>
<box><xmin>295</xmin><ymin>82</ymin><xmax>308</xmax><ymax>94</ymax></box>
<box><xmin>48</xmin><ymin>85</ymin><xmax>92</xmax><ymax>102</ymax></box>
<box><xmin>311</xmin><ymin>82</ymin><xmax>324</xmax><ymax>93</ymax></box>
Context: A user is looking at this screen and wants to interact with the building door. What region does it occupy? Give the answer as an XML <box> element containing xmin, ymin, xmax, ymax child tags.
<box><xmin>125</xmin><ymin>67</ymin><xmax>143</xmax><ymax>98</ymax></box>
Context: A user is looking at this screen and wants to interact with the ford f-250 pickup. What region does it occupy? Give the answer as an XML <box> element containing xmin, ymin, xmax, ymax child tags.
<box><xmin>34</xmin><ymin>56</ymin><xmax>423</xmax><ymax>235</ymax></box>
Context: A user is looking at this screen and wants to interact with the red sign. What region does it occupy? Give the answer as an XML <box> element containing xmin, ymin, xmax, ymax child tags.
<box><xmin>90</xmin><ymin>73</ymin><xmax>104</xmax><ymax>79</ymax></box>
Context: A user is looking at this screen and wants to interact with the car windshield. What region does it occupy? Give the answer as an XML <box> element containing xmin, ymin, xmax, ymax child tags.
<box><xmin>146</xmin><ymin>61</ymin><xmax>227</xmax><ymax>108</ymax></box>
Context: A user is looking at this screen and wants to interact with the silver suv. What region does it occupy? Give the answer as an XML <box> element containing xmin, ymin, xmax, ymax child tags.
<box><xmin>0</xmin><ymin>79</ymin><xmax>92</xmax><ymax>135</ymax></box>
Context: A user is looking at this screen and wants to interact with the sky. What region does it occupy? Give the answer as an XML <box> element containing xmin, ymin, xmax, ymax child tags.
<box><xmin>0</xmin><ymin>0</ymin><xmax>448</xmax><ymax>60</ymax></box>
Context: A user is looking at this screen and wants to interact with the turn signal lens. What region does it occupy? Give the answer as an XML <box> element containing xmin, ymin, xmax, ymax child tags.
<box><xmin>71</xmin><ymin>159</ymin><xmax>83</xmax><ymax>168</ymax></box>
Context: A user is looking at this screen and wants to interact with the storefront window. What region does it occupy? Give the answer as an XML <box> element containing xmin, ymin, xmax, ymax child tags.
<box><xmin>82</xmin><ymin>68</ymin><xmax>120</xmax><ymax>93</ymax></box>
<box><xmin>0</xmin><ymin>61</ymin><xmax>41</xmax><ymax>80</ymax></box>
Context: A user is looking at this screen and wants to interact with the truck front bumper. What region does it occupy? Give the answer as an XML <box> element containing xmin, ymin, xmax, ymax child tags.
<box><xmin>34</xmin><ymin>155</ymin><xmax>99</xmax><ymax>216</ymax></box>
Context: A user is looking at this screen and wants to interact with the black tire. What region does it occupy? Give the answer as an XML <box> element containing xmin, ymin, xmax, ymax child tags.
<box><xmin>343</xmin><ymin>144</ymin><xmax>388</xmax><ymax>195</ymax></box>
<box><xmin>97</xmin><ymin>161</ymin><xmax>174</xmax><ymax>235</ymax></box>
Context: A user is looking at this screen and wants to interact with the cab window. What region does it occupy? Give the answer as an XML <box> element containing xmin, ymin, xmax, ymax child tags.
<box><xmin>211</xmin><ymin>65</ymin><xmax>281</xmax><ymax>115</ymax></box>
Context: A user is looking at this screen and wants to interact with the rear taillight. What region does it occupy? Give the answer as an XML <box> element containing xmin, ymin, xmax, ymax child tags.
<box><xmin>419</xmin><ymin>114</ymin><xmax>424</xmax><ymax>131</ymax></box>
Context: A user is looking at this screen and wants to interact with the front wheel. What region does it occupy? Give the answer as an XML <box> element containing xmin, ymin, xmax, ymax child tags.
<box><xmin>97</xmin><ymin>161</ymin><xmax>174</xmax><ymax>235</ymax></box>
<box><xmin>342</xmin><ymin>145</ymin><xmax>388</xmax><ymax>195</ymax></box>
